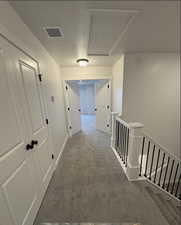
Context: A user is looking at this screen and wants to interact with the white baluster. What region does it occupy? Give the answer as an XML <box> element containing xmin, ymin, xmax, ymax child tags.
<box><xmin>111</xmin><ymin>112</ymin><xmax>119</xmax><ymax>149</ymax></box>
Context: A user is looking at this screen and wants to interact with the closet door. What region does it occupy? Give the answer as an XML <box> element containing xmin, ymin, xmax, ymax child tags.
<box><xmin>0</xmin><ymin>38</ymin><xmax>40</xmax><ymax>225</ymax></box>
<box><xmin>18</xmin><ymin>58</ymin><xmax>53</xmax><ymax>191</ymax></box>
<box><xmin>64</xmin><ymin>81</ymin><xmax>81</xmax><ymax>136</ymax></box>
<box><xmin>0</xmin><ymin>36</ymin><xmax>53</xmax><ymax>225</ymax></box>
<box><xmin>95</xmin><ymin>79</ymin><xmax>111</xmax><ymax>133</ymax></box>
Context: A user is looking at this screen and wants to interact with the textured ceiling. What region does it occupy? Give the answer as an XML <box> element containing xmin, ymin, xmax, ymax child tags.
<box><xmin>10</xmin><ymin>1</ymin><xmax>180</xmax><ymax>67</ymax></box>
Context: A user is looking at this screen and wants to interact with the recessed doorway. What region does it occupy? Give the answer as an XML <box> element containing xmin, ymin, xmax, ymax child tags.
<box><xmin>64</xmin><ymin>79</ymin><xmax>111</xmax><ymax>136</ymax></box>
<box><xmin>79</xmin><ymin>80</ymin><xmax>96</xmax><ymax>133</ymax></box>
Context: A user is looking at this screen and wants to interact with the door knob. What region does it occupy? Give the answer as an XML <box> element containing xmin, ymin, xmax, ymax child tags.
<box><xmin>31</xmin><ymin>140</ymin><xmax>38</xmax><ymax>146</ymax></box>
<box><xmin>26</xmin><ymin>144</ymin><xmax>33</xmax><ymax>151</ymax></box>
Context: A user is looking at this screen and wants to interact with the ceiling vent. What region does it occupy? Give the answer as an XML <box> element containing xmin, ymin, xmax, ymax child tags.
<box><xmin>44</xmin><ymin>27</ymin><xmax>64</xmax><ymax>38</ymax></box>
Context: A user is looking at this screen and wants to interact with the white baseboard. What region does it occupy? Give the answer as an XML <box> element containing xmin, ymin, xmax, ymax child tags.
<box><xmin>32</xmin><ymin>135</ymin><xmax>69</xmax><ymax>225</ymax></box>
<box><xmin>55</xmin><ymin>134</ymin><xmax>69</xmax><ymax>169</ymax></box>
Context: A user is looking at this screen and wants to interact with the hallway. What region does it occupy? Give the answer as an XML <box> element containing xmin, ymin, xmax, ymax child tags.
<box><xmin>34</xmin><ymin>131</ymin><xmax>169</xmax><ymax>225</ymax></box>
<box><xmin>0</xmin><ymin>2</ymin><xmax>180</xmax><ymax>225</ymax></box>
<box><xmin>81</xmin><ymin>114</ymin><xmax>96</xmax><ymax>133</ymax></box>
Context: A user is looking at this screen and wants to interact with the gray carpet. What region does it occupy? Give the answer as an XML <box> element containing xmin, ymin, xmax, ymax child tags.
<box><xmin>34</xmin><ymin>128</ymin><xmax>169</xmax><ymax>225</ymax></box>
<box><xmin>39</xmin><ymin>223</ymin><xmax>141</xmax><ymax>225</ymax></box>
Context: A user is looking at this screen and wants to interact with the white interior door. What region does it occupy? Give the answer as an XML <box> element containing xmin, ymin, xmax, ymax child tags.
<box><xmin>19</xmin><ymin>60</ymin><xmax>53</xmax><ymax>191</ymax></box>
<box><xmin>64</xmin><ymin>81</ymin><xmax>81</xmax><ymax>136</ymax></box>
<box><xmin>95</xmin><ymin>79</ymin><xmax>111</xmax><ymax>133</ymax></box>
<box><xmin>0</xmin><ymin>36</ymin><xmax>53</xmax><ymax>225</ymax></box>
<box><xmin>0</xmin><ymin>39</ymin><xmax>39</xmax><ymax>225</ymax></box>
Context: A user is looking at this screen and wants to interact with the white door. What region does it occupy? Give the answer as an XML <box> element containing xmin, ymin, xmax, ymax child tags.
<box><xmin>0</xmin><ymin>36</ymin><xmax>53</xmax><ymax>225</ymax></box>
<box><xmin>95</xmin><ymin>79</ymin><xmax>111</xmax><ymax>133</ymax></box>
<box><xmin>64</xmin><ymin>81</ymin><xmax>81</xmax><ymax>136</ymax></box>
<box><xmin>18</xmin><ymin>59</ymin><xmax>53</xmax><ymax>192</ymax></box>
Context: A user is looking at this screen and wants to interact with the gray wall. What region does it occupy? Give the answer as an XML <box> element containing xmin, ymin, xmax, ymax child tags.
<box><xmin>122</xmin><ymin>53</ymin><xmax>180</xmax><ymax>158</ymax></box>
<box><xmin>112</xmin><ymin>55</ymin><xmax>124</xmax><ymax>114</ymax></box>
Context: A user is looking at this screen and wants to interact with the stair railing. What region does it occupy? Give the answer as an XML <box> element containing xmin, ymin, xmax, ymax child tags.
<box><xmin>111</xmin><ymin>112</ymin><xmax>144</xmax><ymax>180</ymax></box>
<box><xmin>111</xmin><ymin>112</ymin><xmax>181</xmax><ymax>200</ymax></box>
<box><xmin>139</xmin><ymin>133</ymin><xmax>181</xmax><ymax>200</ymax></box>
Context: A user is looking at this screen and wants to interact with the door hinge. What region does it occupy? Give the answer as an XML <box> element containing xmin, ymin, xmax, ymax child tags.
<box><xmin>45</xmin><ymin>118</ymin><xmax>49</xmax><ymax>125</ymax></box>
<box><xmin>38</xmin><ymin>74</ymin><xmax>42</xmax><ymax>82</ymax></box>
<box><xmin>107</xmin><ymin>84</ymin><xmax>109</xmax><ymax>88</ymax></box>
<box><xmin>107</xmin><ymin>105</ymin><xmax>110</xmax><ymax>109</ymax></box>
<box><xmin>67</xmin><ymin>107</ymin><xmax>70</xmax><ymax>111</ymax></box>
<box><xmin>51</xmin><ymin>154</ymin><xmax>54</xmax><ymax>160</ymax></box>
<box><xmin>65</xmin><ymin>86</ymin><xmax>68</xmax><ymax>90</ymax></box>
<box><xmin>69</xmin><ymin>126</ymin><xmax>72</xmax><ymax>129</ymax></box>
<box><xmin>107</xmin><ymin>124</ymin><xmax>109</xmax><ymax>127</ymax></box>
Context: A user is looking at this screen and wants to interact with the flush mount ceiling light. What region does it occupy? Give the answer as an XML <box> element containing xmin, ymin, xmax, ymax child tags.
<box><xmin>76</xmin><ymin>58</ymin><xmax>89</xmax><ymax>67</ymax></box>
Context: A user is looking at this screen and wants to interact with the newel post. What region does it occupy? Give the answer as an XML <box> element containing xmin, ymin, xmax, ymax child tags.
<box><xmin>126</xmin><ymin>122</ymin><xmax>144</xmax><ymax>180</ymax></box>
<box><xmin>111</xmin><ymin>112</ymin><xmax>119</xmax><ymax>149</ymax></box>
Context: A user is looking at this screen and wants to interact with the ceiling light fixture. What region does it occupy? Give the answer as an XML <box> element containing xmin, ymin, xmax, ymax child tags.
<box><xmin>76</xmin><ymin>58</ymin><xmax>89</xmax><ymax>67</ymax></box>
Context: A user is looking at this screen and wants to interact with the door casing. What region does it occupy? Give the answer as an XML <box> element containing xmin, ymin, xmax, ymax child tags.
<box><xmin>63</xmin><ymin>79</ymin><xmax>112</xmax><ymax>135</ymax></box>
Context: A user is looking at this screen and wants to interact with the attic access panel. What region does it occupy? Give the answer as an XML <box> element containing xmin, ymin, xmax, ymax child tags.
<box><xmin>88</xmin><ymin>10</ymin><xmax>138</xmax><ymax>56</ymax></box>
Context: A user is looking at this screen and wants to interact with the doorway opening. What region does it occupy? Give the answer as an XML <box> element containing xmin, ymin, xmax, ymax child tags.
<box><xmin>79</xmin><ymin>80</ymin><xmax>96</xmax><ymax>132</ymax></box>
<box><xmin>64</xmin><ymin>79</ymin><xmax>111</xmax><ymax>136</ymax></box>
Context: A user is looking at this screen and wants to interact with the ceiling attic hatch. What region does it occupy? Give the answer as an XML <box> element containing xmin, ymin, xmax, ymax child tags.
<box><xmin>44</xmin><ymin>27</ymin><xmax>64</xmax><ymax>38</ymax></box>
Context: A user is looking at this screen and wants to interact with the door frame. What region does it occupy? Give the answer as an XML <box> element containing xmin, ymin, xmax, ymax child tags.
<box><xmin>63</xmin><ymin>80</ymin><xmax>73</xmax><ymax>137</ymax></box>
<box><xmin>95</xmin><ymin>79</ymin><xmax>112</xmax><ymax>134</ymax></box>
<box><xmin>63</xmin><ymin>80</ymin><xmax>82</xmax><ymax>137</ymax></box>
<box><xmin>63</xmin><ymin>78</ymin><xmax>112</xmax><ymax>135</ymax></box>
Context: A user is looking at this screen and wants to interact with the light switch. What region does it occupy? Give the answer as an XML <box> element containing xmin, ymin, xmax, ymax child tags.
<box><xmin>51</xmin><ymin>96</ymin><xmax>55</xmax><ymax>102</ymax></box>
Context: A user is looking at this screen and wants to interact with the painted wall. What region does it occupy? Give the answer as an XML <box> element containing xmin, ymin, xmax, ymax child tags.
<box><xmin>0</xmin><ymin>2</ymin><xmax>67</xmax><ymax>160</ymax></box>
<box><xmin>112</xmin><ymin>55</ymin><xmax>124</xmax><ymax>114</ymax></box>
<box><xmin>122</xmin><ymin>53</ymin><xmax>180</xmax><ymax>158</ymax></box>
<box><xmin>80</xmin><ymin>84</ymin><xmax>95</xmax><ymax>114</ymax></box>
<box><xmin>62</xmin><ymin>66</ymin><xmax>112</xmax><ymax>80</ymax></box>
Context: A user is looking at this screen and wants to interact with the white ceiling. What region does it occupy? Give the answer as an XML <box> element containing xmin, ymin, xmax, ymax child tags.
<box><xmin>10</xmin><ymin>1</ymin><xmax>180</xmax><ymax>67</ymax></box>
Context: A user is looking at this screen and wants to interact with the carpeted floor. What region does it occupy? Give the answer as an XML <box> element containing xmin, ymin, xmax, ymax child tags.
<box><xmin>34</xmin><ymin>123</ymin><xmax>169</xmax><ymax>225</ymax></box>
<box><xmin>39</xmin><ymin>223</ymin><xmax>141</xmax><ymax>225</ymax></box>
<box><xmin>81</xmin><ymin>114</ymin><xmax>96</xmax><ymax>132</ymax></box>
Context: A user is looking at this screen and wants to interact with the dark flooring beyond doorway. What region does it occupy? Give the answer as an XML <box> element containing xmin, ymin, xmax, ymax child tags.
<box><xmin>34</xmin><ymin>130</ymin><xmax>169</xmax><ymax>225</ymax></box>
